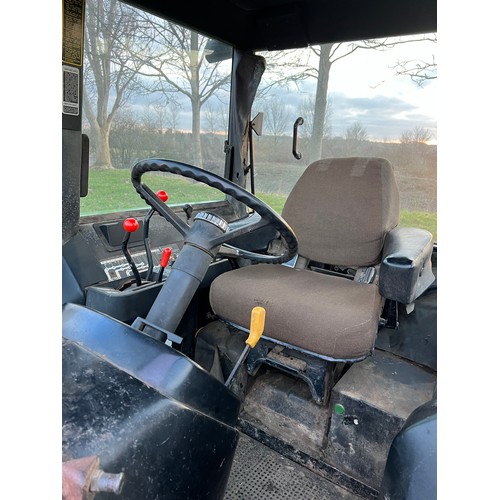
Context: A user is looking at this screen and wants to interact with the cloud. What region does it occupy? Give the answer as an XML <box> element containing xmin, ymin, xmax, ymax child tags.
<box><xmin>327</xmin><ymin>92</ymin><xmax>436</xmax><ymax>140</ymax></box>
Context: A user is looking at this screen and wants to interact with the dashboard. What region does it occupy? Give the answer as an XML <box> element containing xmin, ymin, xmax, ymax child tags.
<box><xmin>61</xmin><ymin>203</ymin><xmax>273</xmax><ymax>326</ymax></box>
<box><xmin>63</xmin><ymin>209</ymin><xmax>190</xmax><ymax>323</ymax></box>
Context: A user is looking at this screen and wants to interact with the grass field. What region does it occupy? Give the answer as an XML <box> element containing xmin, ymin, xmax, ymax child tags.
<box><xmin>81</xmin><ymin>168</ymin><xmax>437</xmax><ymax>240</ymax></box>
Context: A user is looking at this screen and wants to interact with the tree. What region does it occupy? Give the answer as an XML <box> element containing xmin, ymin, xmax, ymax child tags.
<box><xmin>400</xmin><ymin>126</ymin><xmax>433</xmax><ymax>144</ymax></box>
<box><xmin>203</xmin><ymin>100</ymin><xmax>228</xmax><ymax>134</ymax></box>
<box><xmin>297</xmin><ymin>95</ymin><xmax>333</xmax><ymax>140</ymax></box>
<box><xmin>110</xmin><ymin>108</ymin><xmax>142</xmax><ymax>168</ymax></box>
<box><xmin>344</xmin><ymin>122</ymin><xmax>368</xmax><ymax>142</ymax></box>
<box><xmin>260</xmin><ymin>95</ymin><xmax>293</xmax><ymax>145</ymax></box>
<box><xmin>83</xmin><ymin>0</ymin><xmax>147</xmax><ymax>169</ymax></box>
<box><xmin>162</xmin><ymin>100</ymin><xmax>181</xmax><ymax>132</ymax></box>
<box><xmin>133</xmin><ymin>16</ymin><xmax>231</xmax><ymax>166</ymax></box>
<box><xmin>304</xmin><ymin>36</ymin><xmax>436</xmax><ymax>162</ymax></box>
<box><xmin>306</xmin><ymin>42</ymin><xmax>381</xmax><ymax>161</ymax></box>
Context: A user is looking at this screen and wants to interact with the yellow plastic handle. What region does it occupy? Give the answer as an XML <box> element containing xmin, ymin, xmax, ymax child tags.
<box><xmin>246</xmin><ymin>306</ymin><xmax>266</xmax><ymax>348</ymax></box>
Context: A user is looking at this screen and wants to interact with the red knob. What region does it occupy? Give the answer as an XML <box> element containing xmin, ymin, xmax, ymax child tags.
<box><xmin>123</xmin><ymin>217</ymin><xmax>139</xmax><ymax>232</ymax></box>
<box><xmin>160</xmin><ymin>247</ymin><xmax>172</xmax><ymax>267</ymax></box>
<box><xmin>156</xmin><ymin>190</ymin><xmax>169</xmax><ymax>202</ymax></box>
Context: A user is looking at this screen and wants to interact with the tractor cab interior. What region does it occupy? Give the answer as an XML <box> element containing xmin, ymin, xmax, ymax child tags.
<box><xmin>62</xmin><ymin>0</ymin><xmax>438</xmax><ymax>498</ymax></box>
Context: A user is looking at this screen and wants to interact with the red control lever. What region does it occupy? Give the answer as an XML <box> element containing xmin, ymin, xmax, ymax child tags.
<box><xmin>156</xmin><ymin>190</ymin><xmax>169</xmax><ymax>202</ymax></box>
<box><xmin>160</xmin><ymin>247</ymin><xmax>172</xmax><ymax>267</ymax></box>
<box><xmin>122</xmin><ymin>218</ymin><xmax>142</xmax><ymax>286</ymax></box>
<box><xmin>123</xmin><ymin>217</ymin><xmax>140</xmax><ymax>233</ymax></box>
<box><xmin>157</xmin><ymin>247</ymin><xmax>172</xmax><ymax>282</ymax></box>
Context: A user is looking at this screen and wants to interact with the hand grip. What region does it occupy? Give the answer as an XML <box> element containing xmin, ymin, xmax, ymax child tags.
<box><xmin>292</xmin><ymin>117</ymin><xmax>304</xmax><ymax>160</ymax></box>
<box><xmin>246</xmin><ymin>306</ymin><xmax>266</xmax><ymax>347</ymax></box>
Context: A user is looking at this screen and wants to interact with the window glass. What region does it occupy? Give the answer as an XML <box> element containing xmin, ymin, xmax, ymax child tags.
<box><xmin>81</xmin><ymin>0</ymin><xmax>231</xmax><ymax>216</ymax></box>
<box><xmin>253</xmin><ymin>35</ymin><xmax>437</xmax><ymax>241</ymax></box>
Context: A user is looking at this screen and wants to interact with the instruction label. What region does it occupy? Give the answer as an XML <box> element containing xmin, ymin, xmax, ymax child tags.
<box><xmin>100</xmin><ymin>246</ymin><xmax>179</xmax><ymax>282</ymax></box>
<box><xmin>62</xmin><ymin>65</ymin><xmax>80</xmax><ymax>116</ymax></box>
<box><xmin>62</xmin><ymin>0</ymin><xmax>85</xmax><ymax>66</ymax></box>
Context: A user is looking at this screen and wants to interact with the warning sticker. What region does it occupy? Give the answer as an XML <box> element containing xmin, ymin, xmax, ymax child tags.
<box><xmin>62</xmin><ymin>65</ymin><xmax>80</xmax><ymax>116</ymax></box>
<box><xmin>62</xmin><ymin>0</ymin><xmax>85</xmax><ymax>66</ymax></box>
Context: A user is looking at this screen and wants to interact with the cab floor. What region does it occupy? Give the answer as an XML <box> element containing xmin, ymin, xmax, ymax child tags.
<box><xmin>224</xmin><ymin>432</ymin><xmax>362</xmax><ymax>500</ymax></box>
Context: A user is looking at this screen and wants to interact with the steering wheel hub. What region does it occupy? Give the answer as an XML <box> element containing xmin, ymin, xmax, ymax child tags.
<box><xmin>194</xmin><ymin>212</ymin><xmax>229</xmax><ymax>233</ymax></box>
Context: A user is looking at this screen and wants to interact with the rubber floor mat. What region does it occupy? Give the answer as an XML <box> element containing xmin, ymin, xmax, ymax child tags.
<box><xmin>224</xmin><ymin>433</ymin><xmax>362</xmax><ymax>500</ymax></box>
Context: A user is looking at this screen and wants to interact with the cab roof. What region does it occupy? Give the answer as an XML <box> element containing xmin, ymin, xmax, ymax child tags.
<box><xmin>124</xmin><ymin>0</ymin><xmax>437</xmax><ymax>51</ymax></box>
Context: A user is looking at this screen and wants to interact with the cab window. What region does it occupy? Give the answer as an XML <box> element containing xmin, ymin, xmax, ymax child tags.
<box><xmin>252</xmin><ymin>35</ymin><xmax>437</xmax><ymax>240</ymax></box>
<box><xmin>80</xmin><ymin>0</ymin><xmax>231</xmax><ymax>216</ymax></box>
<box><xmin>81</xmin><ymin>0</ymin><xmax>437</xmax><ymax>244</ymax></box>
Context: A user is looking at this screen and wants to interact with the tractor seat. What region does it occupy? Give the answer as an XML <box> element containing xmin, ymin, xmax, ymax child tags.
<box><xmin>210</xmin><ymin>262</ymin><xmax>382</xmax><ymax>359</ymax></box>
<box><xmin>209</xmin><ymin>157</ymin><xmax>434</xmax><ymax>400</ymax></box>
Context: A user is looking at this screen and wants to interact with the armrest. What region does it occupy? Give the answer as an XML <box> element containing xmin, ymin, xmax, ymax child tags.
<box><xmin>379</xmin><ymin>227</ymin><xmax>435</xmax><ymax>304</ymax></box>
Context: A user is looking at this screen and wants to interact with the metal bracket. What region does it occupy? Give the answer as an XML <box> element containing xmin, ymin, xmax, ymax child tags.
<box><xmin>246</xmin><ymin>340</ymin><xmax>333</xmax><ymax>405</ymax></box>
<box><xmin>380</xmin><ymin>299</ymin><xmax>399</xmax><ymax>329</ymax></box>
<box><xmin>131</xmin><ymin>316</ymin><xmax>183</xmax><ymax>345</ymax></box>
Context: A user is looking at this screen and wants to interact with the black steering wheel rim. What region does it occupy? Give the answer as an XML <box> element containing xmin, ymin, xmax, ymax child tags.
<box><xmin>131</xmin><ymin>158</ymin><xmax>298</xmax><ymax>264</ymax></box>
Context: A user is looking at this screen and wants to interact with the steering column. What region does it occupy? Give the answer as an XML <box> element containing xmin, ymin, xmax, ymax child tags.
<box><xmin>142</xmin><ymin>212</ymin><xmax>228</xmax><ymax>341</ymax></box>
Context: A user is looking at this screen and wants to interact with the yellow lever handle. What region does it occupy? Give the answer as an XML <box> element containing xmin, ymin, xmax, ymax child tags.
<box><xmin>246</xmin><ymin>306</ymin><xmax>266</xmax><ymax>348</ymax></box>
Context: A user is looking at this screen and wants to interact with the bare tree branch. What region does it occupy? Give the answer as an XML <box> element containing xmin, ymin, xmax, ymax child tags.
<box><xmin>390</xmin><ymin>34</ymin><xmax>437</xmax><ymax>87</ymax></box>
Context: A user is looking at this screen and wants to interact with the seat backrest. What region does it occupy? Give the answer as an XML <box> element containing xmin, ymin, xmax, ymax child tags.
<box><xmin>282</xmin><ymin>157</ymin><xmax>399</xmax><ymax>267</ymax></box>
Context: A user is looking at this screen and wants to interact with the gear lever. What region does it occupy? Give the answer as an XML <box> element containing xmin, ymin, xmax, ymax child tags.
<box><xmin>122</xmin><ymin>217</ymin><xmax>142</xmax><ymax>287</ymax></box>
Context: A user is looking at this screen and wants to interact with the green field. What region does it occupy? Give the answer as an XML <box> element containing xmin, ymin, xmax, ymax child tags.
<box><xmin>81</xmin><ymin>168</ymin><xmax>437</xmax><ymax>240</ymax></box>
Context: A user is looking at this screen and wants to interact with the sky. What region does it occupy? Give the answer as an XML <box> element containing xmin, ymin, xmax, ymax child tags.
<box><xmin>256</xmin><ymin>35</ymin><xmax>438</xmax><ymax>143</ymax></box>
<box><xmin>323</xmin><ymin>37</ymin><xmax>438</xmax><ymax>143</ymax></box>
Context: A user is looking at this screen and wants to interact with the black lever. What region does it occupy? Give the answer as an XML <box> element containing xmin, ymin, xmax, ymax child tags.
<box><xmin>183</xmin><ymin>203</ymin><xmax>193</xmax><ymax>222</ymax></box>
<box><xmin>122</xmin><ymin>218</ymin><xmax>142</xmax><ymax>287</ymax></box>
<box><xmin>292</xmin><ymin>117</ymin><xmax>304</xmax><ymax>160</ymax></box>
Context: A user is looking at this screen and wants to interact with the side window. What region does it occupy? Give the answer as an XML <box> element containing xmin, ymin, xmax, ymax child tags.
<box><xmin>81</xmin><ymin>0</ymin><xmax>232</xmax><ymax>216</ymax></box>
<box><xmin>253</xmin><ymin>34</ymin><xmax>437</xmax><ymax>241</ymax></box>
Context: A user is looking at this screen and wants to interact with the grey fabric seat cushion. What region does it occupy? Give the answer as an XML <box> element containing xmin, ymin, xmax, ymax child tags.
<box><xmin>210</xmin><ymin>264</ymin><xmax>382</xmax><ymax>360</ymax></box>
<box><xmin>282</xmin><ymin>157</ymin><xmax>399</xmax><ymax>267</ymax></box>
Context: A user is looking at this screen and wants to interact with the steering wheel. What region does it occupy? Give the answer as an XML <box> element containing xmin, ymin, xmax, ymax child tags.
<box><xmin>131</xmin><ymin>159</ymin><xmax>298</xmax><ymax>264</ymax></box>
